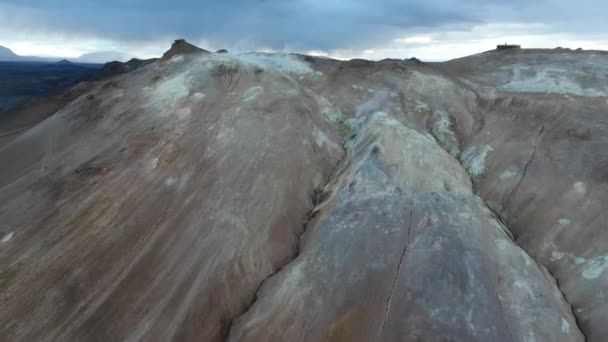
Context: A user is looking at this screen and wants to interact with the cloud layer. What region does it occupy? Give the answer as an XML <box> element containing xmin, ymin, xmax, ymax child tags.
<box><xmin>1</xmin><ymin>0</ymin><xmax>607</xmax><ymax>59</ymax></box>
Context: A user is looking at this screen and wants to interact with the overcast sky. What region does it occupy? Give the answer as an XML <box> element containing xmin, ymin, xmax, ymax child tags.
<box><xmin>1</xmin><ymin>0</ymin><xmax>608</xmax><ymax>61</ymax></box>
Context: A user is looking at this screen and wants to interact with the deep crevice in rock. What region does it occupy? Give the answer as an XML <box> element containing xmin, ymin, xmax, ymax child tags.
<box><xmin>545</xmin><ymin>266</ymin><xmax>588</xmax><ymax>342</ymax></box>
<box><xmin>223</xmin><ymin>142</ymin><xmax>348</xmax><ymax>341</ymax></box>
<box><xmin>223</xmin><ymin>102</ymin><xmax>582</xmax><ymax>341</ymax></box>
<box><xmin>222</xmin><ymin>193</ymin><xmax>327</xmax><ymax>341</ymax></box>
<box><xmin>442</xmin><ymin>120</ymin><xmax>585</xmax><ymax>339</ymax></box>
<box><xmin>495</xmin><ymin>274</ymin><xmax>515</xmax><ymax>342</ymax></box>
<box><xmin>505</xmin><ymin>124</ymin><xmax>545</xmax><ymax>206</ymax></box>
<box><xmin>376</xmin><ymin>208</ymin><xmax>414</xmax><ymax>341</ymax></box>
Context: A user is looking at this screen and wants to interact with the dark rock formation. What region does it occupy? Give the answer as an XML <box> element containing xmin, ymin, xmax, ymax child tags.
<box><xmin>161</xmin><ymin>39</ymin><xmax>209</xmax><ymax>61</ymax></box>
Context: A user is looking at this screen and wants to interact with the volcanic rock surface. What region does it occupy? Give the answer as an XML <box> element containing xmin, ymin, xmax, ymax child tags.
<box><xmin>0</xmin><ymin>43</ymin><xmax>606</xmax><ymax>341</ymax></box>
<box><xmin>161</xmin><ymin>39</ymin><xmax>209</xmax><ymax>61</ymax></box>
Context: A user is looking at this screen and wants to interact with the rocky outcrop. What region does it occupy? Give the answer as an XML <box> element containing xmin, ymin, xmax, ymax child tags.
<box><xmin>439</xmin><ymin>50</ymin><xmax>608</xmax><ymax>340</ymax></box>
<box><xmin>228</xmin><ymin>112</ymin><xmax>582</xmax><ymax>341</ymax></box>
<box><xmin>0</xmin><ymin>44</ymin><xmax>606</xmax><ymax>341</ymax></box>
<box><xmin>161</xmin><ymin>39</ymin><xmax>209</xmax><ymax>61</ymax></box>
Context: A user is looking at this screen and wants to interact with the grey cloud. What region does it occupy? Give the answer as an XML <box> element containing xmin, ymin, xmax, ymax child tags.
<box><xmin>1</xmin><ymin>0</ymin><xmax>607</xmax><ymax>51</ymax></box>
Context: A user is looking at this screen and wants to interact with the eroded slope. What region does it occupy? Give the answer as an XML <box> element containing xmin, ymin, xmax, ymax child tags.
<box><xmin>0</xmin><ymin>45</ymin><xmax>606</xmax><ymax>341</ymax></box>
<box><xmin>0</xmin><ymin>52</ymin><xmax>342</xmax><ymax>341</ymax></box>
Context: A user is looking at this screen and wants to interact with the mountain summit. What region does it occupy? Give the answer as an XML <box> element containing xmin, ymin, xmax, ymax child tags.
<box><xmin>161</xmin><ymin>39</ymin><xmax>209</xmax><ymax>60</ymax></box>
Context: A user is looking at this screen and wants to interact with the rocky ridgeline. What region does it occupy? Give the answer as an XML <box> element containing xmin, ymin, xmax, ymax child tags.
<box><xmin>0</xmin><ymin>41</ymin><xmax>607</xmax><ymax>341</ymax></box>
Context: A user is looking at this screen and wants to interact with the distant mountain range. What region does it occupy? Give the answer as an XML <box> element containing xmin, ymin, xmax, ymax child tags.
<box><xmin>0</xmin><ymin>45</ymin><xmax>19</xmax><ymax>60</ymax></box>
<box><xmin>72</xmin><ymin>51</ymin><xmax>134</xmax><ymax>64</ymax></box>
<box><xmin>0</xmin><ymin>45</ymin><xmax>134</xmax><ymax>64</ymax></box>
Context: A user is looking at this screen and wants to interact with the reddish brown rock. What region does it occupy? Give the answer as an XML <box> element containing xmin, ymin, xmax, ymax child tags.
<box><xmin>0</xmin><ymin>43</ymin><xmax>606</xmax><ymax>341</ymax></box>
<box><xmin>0</xmin><ymin>52</ymin><xmax>342</xmax><ymax>341</ymax></box>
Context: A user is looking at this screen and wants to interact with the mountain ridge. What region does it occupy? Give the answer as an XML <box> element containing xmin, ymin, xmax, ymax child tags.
<box><xmin>0</xmin><ymin>45</ymin><xmax>133</xmax><ymax>63</ymax></box>
<box><xmin>0</xmin><ymin>40</ymin><xmax>607</xmax><ymax>341</ymax></box>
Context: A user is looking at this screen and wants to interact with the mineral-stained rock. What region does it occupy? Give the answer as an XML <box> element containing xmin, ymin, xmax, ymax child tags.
<box><xmin>440</xmin><ymin>50</ymin><xmax>608</xmax><ymax>340</ymax></box>
<box><xmin>227</xmin><ymin>112</ymin><xmax>583</xmax><ymax>342</ymax></box>
<box><xmin>0</xmin><ymin>41</ymin><xmax>606</xmax><ymax>341</ymax></box>
<box><xmin>0</xmin><ymin>51</ymin><xmax>342</xmax><ymax>341</ymax></box>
